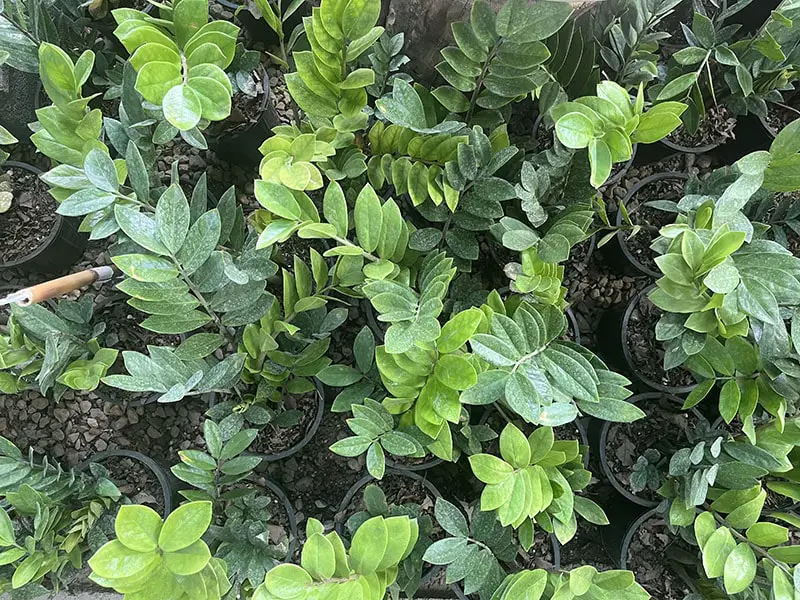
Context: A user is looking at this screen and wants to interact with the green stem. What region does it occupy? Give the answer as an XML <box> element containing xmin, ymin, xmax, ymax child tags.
<box><xmin>465</xmin><ymin>43</ymin><xmax>499</xmax><ymax>125</ymax></box>
<box><xmin>706</xmin><ymin>508</ymin><xmax>793</xmax><ymax>578</ymax></box>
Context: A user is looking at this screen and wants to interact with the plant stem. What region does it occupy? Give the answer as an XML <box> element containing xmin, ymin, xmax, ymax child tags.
<box><xmin>466</xmin><ymin>44</ymin><xmax>499</xmax><ymax>125</ymax></box>
<box><xmin>706</xmin><ymin>508</ymin><xmax>793</xmax><ymax>578</ymax></box>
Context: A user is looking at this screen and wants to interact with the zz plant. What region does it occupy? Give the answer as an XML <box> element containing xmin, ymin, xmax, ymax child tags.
<box><xmin>650</xmin><ymin>143</ymin><xmax>800</xmax><ymax>425</ymax></box>
<box><xmin>89</xmin><ymin>502</ymin><xmax>231</xmax><ymax>600</ymax></box>
<box><xmin>252</xmin><ymin>515</ymin><xmax>418</xmax><ymax>600</ymax></box>
<box><xmin>550</xmin><ymin>81</ymin><xmax>687</xmax><ymax>187</ymax></box>
<box><xmin>463</xmin><ymin>299</ymin><xmax>643</xmax><ymax>426</ymax></box>
<box><xmin>491</xmin><ymin>567</ymin><xmax>649</xmax><ymax>600</ymax></box>
<box><xmin>112</xmin><ymin>0</ymin><xmax>239</xmax><ymax>141</ymax></box>
<box><xmin>422</xmin><ymin>497</ymin><xmax>515</xmax><ymax>598</ymax></box>
<box><xmin>468</xmin><ymin>423</ymin><xmax>606</xmax><ymax>545</ymax></box>
<box><xmin>1</xmin><ymin>297</ymin><xmax>117</xmax><ymax>399</ymax></box>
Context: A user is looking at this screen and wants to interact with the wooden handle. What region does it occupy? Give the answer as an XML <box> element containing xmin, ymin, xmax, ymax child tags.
<box><xmin>17</xmin><ymin>267</ymin><xmax>115</xmax><ymax>306</ymax></box>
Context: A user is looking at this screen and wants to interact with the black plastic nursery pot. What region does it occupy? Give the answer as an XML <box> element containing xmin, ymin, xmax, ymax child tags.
<box><xmin>335</xmin><ymin>469</ymin><xmax>443</xmax><ymax>535</ymax></box>
<box><xmin>0</xmin><ymin>67</ymin><xmax>39</xmax><ymax>141</ymax></box>
<box><xmin>244</xmin><ymin>380</ymin><xmax>325</xmax><ymax>462</ymax></box>
<box><xmin>0</xmin><ymin>162</ymin><xmax>88</xmax><ymax>274</ymax></box>
<box><xmin>261</xmin><ymin>477</ymin><xmax>300</xmax><ymax>561</ymax></box>
<box><xmin>592</xmin><ymin>392</ymin><xmax>705</xmax><ymax>508</ymax></box>
<box><xmin>78</xmin><ymin>449</ymin><xmax>175</xmax><ymax>517</ymax></box>
<box><xmin>604</xmin><ymin>172</ymin><xmax>690</xmax><ymax>279</ymax></box>
<box><xmin>609</xmin><ymin>507</ymin><xmax>701</xmax><ymax>599</ymax></box>
<box><xmin>209</xmin><ymin>68</ymin><xmax>282</xmax><ymax>165</ymax></box>
<box><xmin>597</xmin><ymin>284</ymin><xmax>697</xmax><ymax>396</ymax></box>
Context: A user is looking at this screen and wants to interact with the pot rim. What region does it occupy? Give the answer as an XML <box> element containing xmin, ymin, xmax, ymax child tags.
<box><xmin>615</xmin><ymin>172</ymin><xmax>690</xmax><ymax>279</ymax></box>
<box><xmin>620</xmin><ymin>284</ymin><xmax>698</xmax><ymax>395</ymax></box>
<box><xmin>598</xmin><ymin>392</ymin><xmax>702</xmax><ymax>507</ymax></box>
<box><xmin>78</xmin><ymin>448</ymin><xmax>174</xmax><ymax>516</ymax></box>
<box><xmin>0</xmin><ymin>161</ymin><xmax>66</xmax><ymax>270</ymax></box>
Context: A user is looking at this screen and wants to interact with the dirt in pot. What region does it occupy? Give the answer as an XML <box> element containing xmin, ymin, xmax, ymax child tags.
<box><xmin>249</xmin><ymin>390</ymin><xmax>319</xmax><ymax>456</ymax></box>
<box><xmin>0</xmin><ymin>166</ymin><xmax>57</xmax><ymax>264</ymax></box>
<box><xmin>338</xmin><ymin>473</ymin><xmax>439</xmax><ymax>536</ymax></box>
<box><xmin>560</xmin><ymin>521</ymin><xmax>614</xmax><ymax>571</ymax></box>
<box><xmin>665</xmin><ymin>104</ymin><xmax>736</xmax><ymax>149</ymax></box>
<box><xmin>625</xmin><ymin>293</ymin><xmax>695</xmax><ymax>389</ymax></box>
<box><xmin>101</xmin><ymin>454</ymin><xmax>165</xmax><ymax>515</ymax></box>
<box><xmin>622</xmin><ymin>177</ymin><xmax>685</xmax><ymax>273</ymax></box>
<box><xmin>606</xmin><ymin>396</ymin><xmax>699</xmax><ymax>502</ymax></box>
<box><xmin>206</xmin><ymin>75</ymin><xmax>267</xmax><ymax>138</ymax></box>
<box><xmin>264</xmin><ymin>408</ymin><xmax>362</xmax><ymax>525</ymax></box>
<box><xmin>626</xmin><ymin>515</ymin><xmax>695</xmax><ymax>600</ymax></box>
<box><xmin>765</xmin><ymin>101</ymin><xmax>800</xmax><ymax>135</ymax></box>
<box><xmin>515</xmin><ymin>529</ymin><xmax>556</xmax><ymax>570</ymax></box>
<box><xmin>507</xmin><ymin>96</ymin><xmax>538</xmax><ymax>150</ymax></box>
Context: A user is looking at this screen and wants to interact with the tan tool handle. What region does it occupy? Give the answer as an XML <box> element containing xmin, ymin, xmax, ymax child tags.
<box><xmin>14</xmin><ymin>267</ymin><xmax>115</xmax><ymax>306</ymax></box>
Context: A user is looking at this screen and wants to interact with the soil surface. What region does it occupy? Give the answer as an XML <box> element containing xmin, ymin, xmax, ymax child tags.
<box><xmin>626</xmin><ymin>515</ymin><xmax>695</xmax><ymax>600</ymax></box>
<box><xmin>622</xmin><ymin>176</ymin><xmax>685</xmax><ymax>273</ymax></box>
<box><xmin>515</xmin><ymin>529</ymin><xmax>557</xmax><ymax>570</ymax></box>
<box><xmin>249</xmin><ymin>390</ymin><xmax>319</xmax><ymax>457</ymax></box>
<box><xmin>338</xmin><ymin>472</ymin><xmax>438</xmax><ymax>533</ymax></box>
<box><xmin>666</xmin><ymin>105</ymin><xmax>736</xmax><ymax>149</ymax></box>
<box><xmin>625</xmin><ymin>292</ymin><xmax>695</xmax><ymax>389</ymax></box>
<box><xmin>606</xmin><ymin>396</ymin><xmax>699</xmax><ymax>501</ymax></box>
<box><xmin>0</xmin><ymin>166</ymin><xmax>57</xmax><ymax>265</ymax></box>
<box><xmin>206</xmin><ymin>73</ymin><xmax>267</xmax><ymax>138</ymax></box>
<box><xmin>765</xmin><ymin>101</ymin><xmax>800</xmax><ymax>135</ymax></box>
<box><xmin>101</xmin><ymin>454</ymin><xmax>165</xmax><ymax>515</ymax></box>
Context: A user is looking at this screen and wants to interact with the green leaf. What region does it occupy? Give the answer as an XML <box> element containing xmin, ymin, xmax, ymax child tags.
<box><xmin>366</xmin><ymin>442</ymin><xmax>385</xmax><ymax>479</ymax></box>
<box><xmin>158</xmin><ymin>501</ymin><xmax>212</xmax><ymax>552</ymax></box>
<box><xmin>113</xmin><ymin>254</ymin><xmax>179</xmax><ymax>282</ymax></box>
<box><xmin>349</xmin><ymin>516</ymin><xmax>388</xmax><ymax>575</ymax></box>
<box><xmin>422</xmin><ymin>537</ymin><xmax>468</xmax><ymax>564</ymax></box>
<box><xmin>156</xmin><ymin>185</ymin><xmax>191</xmax><ymax>254</ymax></box>
<box><xmin>434</xmin><ymin>354</ymin><xmax>477</xmax><ymax>390</ymax></box>
<box><xmin>723</xmin><ymin>543</ymin><xmax>756</xmax><ymax>594</ymax></box>
<box><xmin>162</xmin><ymin>84</ymin><xmax>203</xmax><ymax>130</ymax></box>
<box><xmin>88</xmin><ymin>540</ymin><xmax>158</xmax><ymax>579</ymax></box>
<box><xmin>376</xmin><ymin>79</ymin><xmax>426</xmax><ymax>131</ymax></box>
<box><xmin>555</xmin><ymin>112</ymin><xmax>594</xmax><ymax>149</ymax></box>
<box><xmin>265</xmin><ymin>564</ymin><xmax>312</xmax><ymax>598</ymax></box>
<box><xmin>176</xmin><ymin>209</ymin><xmax>221</xmax><ymax>275</ymax></box>
<box><xmin>115</xmin><ymin>505</ymin><xmax>162</xmax><ymax>553</ymax></box>
<box><xmin>323</xmin><ymin>181</ymin><xmax>348</xmax><ymax>238</ymax></box>
<box><xmin>354</xmin><ymin>185</ymin><xmax>383</xmax><ymax>253</ymax></box>
<box><xmin>499</xmin><ymin>423</ymin><xmax>531</xmax><ymax>468</ymax></box>
<box><xmin>573</xmin><ymin>496</ymin><xmax>609</xmax><ymax>525</ymax></box>
<box><xmin>702</xmin><ymin>527</ymin><xmax>735</xmax><ymax>578</ymax></box>
<box><xmin>115</xmin><ymin>206</ymin><xmax>169</xmax><ymax>255</ymax></box>
<box><xmin>657</xmin><ymin>73</ymin><xmax>699</xmax><ymax>101</ymax></box>
<box><xmin>469</xmin><ymin>453</ymin><xmax>513</xmax><ymax>484</ymax></box>
<box><xmin>255</xmin><ymin>180</ymin><xmax>302</xmax><ymax>220</ymax></box>
<box><xmin>330</xmin><ymin>436</ymin><xmax>373</xmax><ymax>456</ymax></box>
<box><xmin>317</xmin><ymin>365</ymin><xmax>363</xmax><ymax>387</ymax></box>
<box><xmin>718</xmin><ymin>379</ymin><xmax>740</xmax><ymax>424</ymax></box>
<box><xmin>434</xmin><ymin>498</ymin><xmax>468</xmax><ymax>537</ymax></box>
<box><xmin>301</xmin><ymin>533</ymin><xmax>336</xmax><ymax>580</ymax></box>
<box><xmin>58</xmin><ymin>188</ymin><xmax>117</xmax><ymax>216</ymax></box>
<box><xmin>0</xmin><ymin>511</ymin><xmax>14</xmax><ymax>546</ymax></box>
<box><xmin>84</xmin><ymin>149</ymin><xmax>119</xmax><ymax>193</ymax></box>
<box><xmin>588</xmin><ymin>138</ymin><xmax>612</xmax><ymax>187</ymax></box>
<box><xmin>162</xmin><ymin>539</ymin><xmax>211</xmax><ymax>575</ymax></box>
<box><xmin>746</xmin><ymin>522</ymin><xmax>788</xmax><ymax>547</ymax></box>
